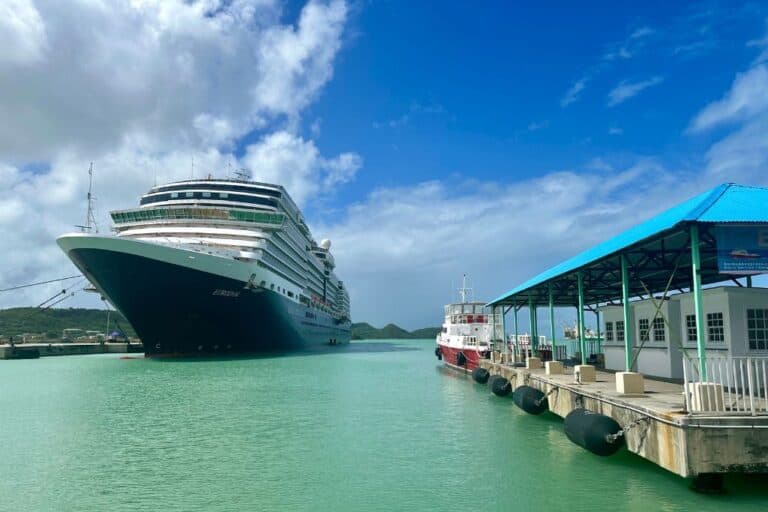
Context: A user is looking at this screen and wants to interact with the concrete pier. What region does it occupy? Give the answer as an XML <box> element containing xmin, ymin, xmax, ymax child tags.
<box><xmin>479</xmin><ymin>360</ymin><xmax>768</xmax><ymax>478</ymax></box>
<box><xmin>0</xmin><ymin>342</ymin><xmax>143</xmax><ymax>359</ymax></box>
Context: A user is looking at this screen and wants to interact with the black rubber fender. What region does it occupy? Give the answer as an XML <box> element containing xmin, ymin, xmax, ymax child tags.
<box><xmin>472</xmin><ymin>367</ymin><xmax>490</xmax><ymax>384</ymax></box>
<box><xmin>489</xmin><ymin>375</ymin><xmax>512</xmax><ymax>397</ymax></box>
<box><xmin>512</xmin><ymin>385</ymin><xmax>548</xmax><ymax>415</ymax></box>
<box><xmin>563</xmin><ymin>409</ymin><xmax>624</xmax><ymax>456</ymax></box>
<box><xmin>434</xmin><ymin>346</ymin><xmax>442</xmax><ymax>360</ymax></box>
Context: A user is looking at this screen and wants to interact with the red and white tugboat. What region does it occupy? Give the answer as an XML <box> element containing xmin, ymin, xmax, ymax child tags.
<box><xmin>435</xmin><ymin>275</ymin><xmax>500</xmax><ymax>371</ymax></box>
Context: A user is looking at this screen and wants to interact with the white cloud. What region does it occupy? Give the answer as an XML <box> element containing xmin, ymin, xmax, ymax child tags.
<box><xmin>608</xmin><ymin>127</ymin><xmax>623</xmax><ymax>135</ymax></box>
<box><xmin>527</xmin><ymin>120</ymin><xmax>549</xmax><ymax>132</ymax></box>
<box><xmin>630</xmin><ymin>26</ymin><xmax>655</xmax><ymax>40</ymax></box>
<box><xmin>241</xmin><ymin>131</ymin><xmax>362</xmax><ymax>205</ymax></box>
<box><xmin>561</xmin><ymin>78</ymin><xmax>587</xmax><ymax>107</ymax></box>
<box><xmin>0</xmin><ymin>0</ymin><xmax>348</xmax><ymax>161</ymax></box>
<box><xmin>689</xmin><ymin>65</ymin><xmax>768</xmax><ymax>132</ymax></box>
<box><xmin>318</xmin><ymin>161</ymin><xmax>724</xmax><ymax>329</ymax></box>
<box><xmin>607</xmin><ymin>76</ymin><xmax>664</xmax><ymax>107</ymax></box>
<box><xmin>603</xmin><ymin>26</ymin><xmax>655</xmax><ymax>61</ymax></box>
<box><xmin>0</xmin><ymin>0</ymin><xmax>358</xmax><ymax>308</ymax></box>
<box><xmin>0</xmin><ymin>0</ymin><xmax>48</xmax><ymax>65</ymax></box>
<box><xmin>689</xmin><ymin>50</ymin><xmax>768</xmax><ymax>181</ymax></box>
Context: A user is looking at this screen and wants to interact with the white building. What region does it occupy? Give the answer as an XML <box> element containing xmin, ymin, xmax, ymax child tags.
<box><xmin>600</xmin><ymin>286</ymin><xmax>768</xmax><ymax>379</ymax></box>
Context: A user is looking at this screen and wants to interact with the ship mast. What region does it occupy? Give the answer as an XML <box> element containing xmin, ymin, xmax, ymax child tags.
<box><xmin>76</xmin><ymin>162</ymin><xmax>98</xmax><ymax>233</ymax></box>
<box><xmin>458</xmin><ymin>274</ymin><xmax>473</xmax><ymax>303</ymax></box>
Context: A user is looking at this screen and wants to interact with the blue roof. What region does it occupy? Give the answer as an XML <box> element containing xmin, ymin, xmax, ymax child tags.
<box><xmin>488</xmin><ymin>183</ymin><xmax>768</xmax><ymax>306</ymax></box>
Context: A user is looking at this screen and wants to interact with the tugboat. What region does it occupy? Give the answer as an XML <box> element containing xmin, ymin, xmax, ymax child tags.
<box><xmin>435</xmin><ymin>275</ymin><xmax>500</xmax><ymax>371</ymax></box>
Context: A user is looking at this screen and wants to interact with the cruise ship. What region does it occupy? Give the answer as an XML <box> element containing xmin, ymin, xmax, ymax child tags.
<box><xmin>57</xmin><ymin>176</ymin><xmax>351</xmax><ymax>356</ymax></box>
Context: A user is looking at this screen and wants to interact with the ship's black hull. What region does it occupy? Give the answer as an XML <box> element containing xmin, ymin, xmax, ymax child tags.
<box><xmin>67</xmin><ymin>248</ymin><xmax>350</xmax><ymax>356</ymax></box>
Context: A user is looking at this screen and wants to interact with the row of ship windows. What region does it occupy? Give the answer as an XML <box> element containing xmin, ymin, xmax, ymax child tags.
<box><xmin>153</xmin><ymin>183</ymin><xmax>282</xmax><ymax>198</ymax></box>
<box><xmin>111</xmin><ymin>207</ymin><xmax>283</xmax><ymax>225</ymax></box>
<box><xmin>261</xmin><ymin>280</ymin><xmax>341</xmax><ymax>312</ymax></box>
<box><xmin>140</xmin><ymin>191</ymin><xmax>277</xmax><ymax>207</ymax></box>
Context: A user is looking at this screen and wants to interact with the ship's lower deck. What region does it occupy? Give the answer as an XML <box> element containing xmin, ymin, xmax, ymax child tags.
<box><xmin>61</xmin><ymin>236</ymin><xmax>349</xmax><ymax>356</ymax></box>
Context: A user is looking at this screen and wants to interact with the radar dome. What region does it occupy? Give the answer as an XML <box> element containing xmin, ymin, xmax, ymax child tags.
<box><xmin>320</xmin><ymin>239</ymin><xmax>331</xmax><ymax>250</ymax></box>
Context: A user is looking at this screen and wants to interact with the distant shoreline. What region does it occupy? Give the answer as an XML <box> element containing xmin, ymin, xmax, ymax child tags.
<box><xmin>351</xmin><ymin>322</ymin><xmax>439</xmax><ymax>340</ymax></box>
<box><xmin>0</xmin><ymin>307</ymin><xmax>438</xmax><ymax>343</ymax></box>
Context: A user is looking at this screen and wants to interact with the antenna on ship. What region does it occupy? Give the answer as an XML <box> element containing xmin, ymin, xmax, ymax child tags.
<box><xmin>234</xmin><ymin>168</ymin><xmax>252</xmax><ymax>181</ymax></box>
<box><xmin>76</xmin><ymin>162</ymin><xmax>98</xmax><ymax>233</ymax></box>
<box><xmin>458</xmin><ymin>274</ymin><xmax>472</xmax><ymax>304</ymax></box>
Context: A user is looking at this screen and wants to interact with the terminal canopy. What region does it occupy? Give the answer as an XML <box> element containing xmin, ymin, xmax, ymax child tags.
<box><xmin>487</xmin><ymin>183</ymin><xmax>768</xmax><ymax>308</ymax></box>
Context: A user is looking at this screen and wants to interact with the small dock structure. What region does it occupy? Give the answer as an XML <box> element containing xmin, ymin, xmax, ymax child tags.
<box><xmin>484</xmin><ymin>183</ymin><xmax>768</xmax><ymax>488</ymax></box>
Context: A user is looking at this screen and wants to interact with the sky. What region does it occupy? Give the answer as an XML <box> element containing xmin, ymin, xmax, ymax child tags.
<box><xmin>3</xmin><ymin>0</ymin><xmax>768</xmax><ymax>332</ymax></box>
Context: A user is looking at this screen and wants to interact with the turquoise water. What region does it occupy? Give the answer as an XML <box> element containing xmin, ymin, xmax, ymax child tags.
<box><xmin>1</xmin><ymin>339</ymin><xmax>766</xmax><ymax>511</ymax></box>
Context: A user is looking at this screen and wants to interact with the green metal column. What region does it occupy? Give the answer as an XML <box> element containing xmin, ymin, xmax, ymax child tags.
<box><xmin>529</xmin><ymin>297</ymin><xmax>538</xmax><ymax>354</ymax></box>
<box><xmin>595</xmin><ymin>310</ymin><xmax>601</xmax><ymax>356</ymax></box>
<box><xmin>503</xmin><ymin>306</ymin><xmax>510</xmax><ymax>360</ymax></box>
<box><xmin>549</xmin><ymin>282</ymin><xmax>556</xmax><ymax>361</ymax></box>
<box><xmin>691</xmin><ymin>224</ymin><xmax>708</xmax><ymax>381</ymax></box>
<box><xmin>747</xmin><ymin>275</ymin><xmax>753</xmax><ymax>288</ymax></box>
<box><xmin>577</xmin><ymin>272</ymin><xmax>586</xmax><ymax>365</ymax></box>
<box><xmin>492</xmin><ymin>306</ymin><xmax>498</xmax><ymax>354</ymax></box>
<box><xmin>514</xmin><ymin>305</ymin><xmax>519</xmax><ymax>359</ymax></box>
<box><xmin>621</xmin><ymin>254</ymin><xmax>633</xmax><ymax>371</ymax></box>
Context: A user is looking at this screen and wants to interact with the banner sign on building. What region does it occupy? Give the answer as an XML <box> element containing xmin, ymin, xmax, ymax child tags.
<box><xmin>715</xmin><ymin>226</ymin><xmax>768</xmax><ymax>275</ymax></box>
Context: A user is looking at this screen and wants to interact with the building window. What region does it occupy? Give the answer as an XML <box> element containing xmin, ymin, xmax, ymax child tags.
<box><xmin>653</xmin><ymin>317</ymin><xmax>665</xmax><ymax>342</ymax></box>
<box><xmin>747</xmin><ymin>309</ymin><xmax>768</xmax><ymax>351</ymax></box>
<box><xmin>707</xmin><ymin>312</ymin><xmax>724</xmax><ymax>343</ymax></box>
<box><xmin>605</xmin><ymin>321</ymin><xmax>614</xmax><ymax>342</ymax></box>
<box><xmin>686</xmin><ymin>314</ymin><xmax>697</xmax><ymax>342</ymax></box>
<box><xmin>638</xmin><ymin>318</ymin><xmax>649</xmax><ymax>342</ymax></box>
<box><xmin>616</xmin><ymin>321</ymin><xmax>625</xmax><ymax>342</ymax></box>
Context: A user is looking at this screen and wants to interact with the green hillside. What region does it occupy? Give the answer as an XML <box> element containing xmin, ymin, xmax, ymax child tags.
<box><xmin>0</xmin><ymin>307</ymin><xmax>135</xmax><ymax>339</ymax></box>
<box><xmin>0</xmin><ymin>307</ymin><xmax>437</xmax><ymax>342</ymax></box>
<box><xmin>351</xmin><ymin>322</ymin><xmax>439</xmax><ymax>340</ymax></box>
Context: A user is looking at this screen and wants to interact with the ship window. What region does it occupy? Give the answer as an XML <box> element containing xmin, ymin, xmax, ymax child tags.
<box><xmin>288</xmin><ymin>291</ymin><xmax>294</xmax><ymax>298</ymax></box>
<box><xmin>219</xmin><ymin>193</ymin><xmax>228</xmax><ymax>198</ymax></box>
<box><xmin>202</xmin><ymin>192</ymin><xmax>211</xmax><ymax>198</ymax></box>
<box><xmin>171</xmin><ymin>192</ymin><xmax>178</xmax><ymax>198</ymax></box>
<box><xmin>185</xmin><ymin>192</ymin><xmax>194</xmax><ymax>198</ymax></box>
<box><xmin>270</xmin><ymin>284</ymin><xmax>274</xmax><ymax>290</ymax></box>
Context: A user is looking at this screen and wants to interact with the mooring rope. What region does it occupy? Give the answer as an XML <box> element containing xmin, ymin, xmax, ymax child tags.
<box><xmin>0</xmin><ymin>275</ymin><xmax>81</xmax><ymax>293</ymax></box>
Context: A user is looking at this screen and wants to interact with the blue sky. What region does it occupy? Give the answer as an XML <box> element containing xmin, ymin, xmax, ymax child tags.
<box><xmin>298</xmin><ymin>0</ymin><xmax>767</xmax><ymax>216</ymax></box>
<box><xmin>3</xmin><ymin>0</ymin><xmax>768</xmax><ymax>332</ymax></box>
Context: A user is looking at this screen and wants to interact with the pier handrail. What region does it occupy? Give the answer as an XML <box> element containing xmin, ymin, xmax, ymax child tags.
<box><xmin>683</xmin><ymin>356</ymin><xmax>768</xmax><ymax>416</ymax></box>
